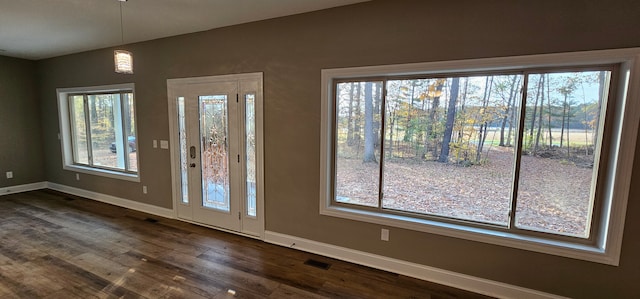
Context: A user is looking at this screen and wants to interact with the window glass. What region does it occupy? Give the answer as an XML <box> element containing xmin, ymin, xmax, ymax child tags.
<box><xmin>245</xmin><ymin>94</ymin><xmax>257</xmax><ymax>217</ymax></box>
<box><xmin>178</xmin><ymin>97</ymin><xmax>189</xmax><ymax>204</ymax></box>
<box><xmin>335</xmin><ymin>81</ymin><xmax>383</xmax><ymax>208</ymax></box>
<box><xmin>516</xmin><ymin>71</ymin><xmax>609</xmax><ymax>238</ymax></box>
<box><xmin>123</xmin><ymin>92</ymin><xmax>137</xmax><ymax>172</ymax></box>
<box><xmin>66</xmin><ymin>89</ymin><xmax>137</xmax><ymax>175</ymax></box>
<box><xmin>381</xmin><ymin>76</ymin><xmax>520</xmax><ymax>225</ymax></box>
<box><xmin>332</xmin><ymin>69</ymin><xmax>611</xmax><ymax>239</ymax></box>
<box><xmin>69</xmin><ymin>95</ymin><xmax>89</xmax><ymax>164</ymax></box>
<box><xmin>88</xmin><ymin>93</ymin><xmax>121</xmax><ymax>169</ymax></box>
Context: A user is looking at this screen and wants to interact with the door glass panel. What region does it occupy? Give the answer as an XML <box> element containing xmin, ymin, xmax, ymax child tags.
<box><xmin>177</xmin><ymin>97</ymin><xmax>189</xmax><ymax>204</ymax></box>
<box><xmin>200</xmin><ymin>95</ymin><xmax>230</xmax><ymax>211</ymax></box>
<box><xmin>516</xmin><ymin>71</ymin><xmax>609</xmax><ymax>238</ymax></box>
<box><xmin>245</xmin><ymin>94</ymin><xmax>257</xmax><ymax>217</ymax></box>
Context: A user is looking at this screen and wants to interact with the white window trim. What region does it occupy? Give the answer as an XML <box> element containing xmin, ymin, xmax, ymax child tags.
<box><xmin>57</xmin><ymin>83</ymin><xmax>140</xmax><ymax>182</ymax></box>
<box><xmin>319</xmin><ymin>48</ymin><xmax>640</xmax><ymax>265</ymax></box>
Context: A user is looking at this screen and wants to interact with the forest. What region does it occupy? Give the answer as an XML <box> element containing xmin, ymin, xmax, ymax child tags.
<box><xmin>334</xmin><ymin>70</ymin><xmax>608</xmax><ymax>237</ymax></box>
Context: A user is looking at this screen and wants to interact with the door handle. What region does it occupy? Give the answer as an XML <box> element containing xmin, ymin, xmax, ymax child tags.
<box><xmin>189</xmin><ymin>163</ymin><xmax>196</xmax><ymax>168</ymax></box>
<box><xmin>190</xmin><ymin>146</ymin><xmax>196</xmax><ymax>159</ymax></box>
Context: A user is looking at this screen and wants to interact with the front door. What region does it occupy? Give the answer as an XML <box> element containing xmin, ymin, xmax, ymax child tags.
<box><xmin>168</xmin><ymin>73</ymin><xmax>263</xmax><ymax>237</ymax></box>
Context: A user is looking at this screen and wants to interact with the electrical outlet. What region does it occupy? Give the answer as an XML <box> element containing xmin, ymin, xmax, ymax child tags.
<box><xmin>381</xmin><ymin>228</ymin><xmax>389</xmax><ymax>241</ymax></box>
<box><xmin>143</xmin><ymin>186</ymin><xmax>148</xmax><ymax>194</ymax></box>
<box><xmin>76</xmin><ymin>173</ymin><xmax>80</xmax><ymax>180</ymax></box>
<box><xmin>6</xmin><ymin>171</ymin><xmax>13</xmax><ymax>179</ymax></box>
<box><xmin>153</xmin><ymin>140</ymin><xmax>158</xmax><ymax>148</ymax></box>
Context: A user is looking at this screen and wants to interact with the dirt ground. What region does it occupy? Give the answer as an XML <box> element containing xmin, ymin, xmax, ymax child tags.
<box><xmin>336</xmin><ymin>146</ymin><xmax>594</xmax><ymax>238</ymax></box>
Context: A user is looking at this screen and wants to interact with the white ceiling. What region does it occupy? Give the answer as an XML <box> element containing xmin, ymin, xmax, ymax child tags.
<box><xmin>0</xmin><ymin>0</ymin><xmax>368</xmax><ymax>60</ymax></box>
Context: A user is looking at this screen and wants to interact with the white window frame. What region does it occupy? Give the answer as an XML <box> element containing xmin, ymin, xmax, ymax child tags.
<box><xmin>57</xmin><ymin>83</ymin><xmax>140</xmax><ymax>182</ymax></box>
<box><xmin>319</xmin><ymin>48</ymin><xmax>640</xmax><ymax>265</ymax></box>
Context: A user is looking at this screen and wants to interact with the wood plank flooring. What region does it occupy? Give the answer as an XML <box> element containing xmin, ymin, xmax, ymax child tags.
<box><xmin>0</xmin><ymin>190</ymin><xmax>493</xmax><ymax>299</ymax></box>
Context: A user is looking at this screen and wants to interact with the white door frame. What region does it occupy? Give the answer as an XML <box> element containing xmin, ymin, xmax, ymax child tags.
<box><xmin>167</xmin><ymin>72</ymin><xmax>264</xmax><ymax>239</ymax></box>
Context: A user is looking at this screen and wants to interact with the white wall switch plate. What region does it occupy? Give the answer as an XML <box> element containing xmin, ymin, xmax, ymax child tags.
<box><xmin>6</xmin><ymin>171</ymin><xmax>13</xmax><ymax>179</ymax></box>
<box><xmin>160</xmin><ymin>140</ymin><xmax>169</xmax><ymax>149</ymax></box>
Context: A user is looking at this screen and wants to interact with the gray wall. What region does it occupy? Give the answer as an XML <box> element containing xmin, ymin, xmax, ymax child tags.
<box><xmin>0</xmin><ymin>55</ymin><xmax>44</xmax><ymax>187</ymax></box>
<box><xmin>34</xmin><ymin>0</ymin><xmax>640</xmax><ymax>297</ymax></box>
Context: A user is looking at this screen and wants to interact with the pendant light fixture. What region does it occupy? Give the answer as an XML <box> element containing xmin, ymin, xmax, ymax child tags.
<box><xmin>114</xmin><ymin>0</ymin><xmax>133</xmax><ymax>74</ymax></box>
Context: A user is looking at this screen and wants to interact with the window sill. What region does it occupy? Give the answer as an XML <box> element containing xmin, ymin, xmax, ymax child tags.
<box><xmin>63</xmin><ymin>164</ymin><xmax>140</xmax><ymax>182</ymax></box>
<box><xmin>320</xmin><ymin>204</ymin><xmax>617</xmax><ymax>265</ymax></box>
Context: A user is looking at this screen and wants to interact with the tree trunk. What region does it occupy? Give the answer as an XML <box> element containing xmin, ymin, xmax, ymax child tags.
<box><xmin>593</xmin><ymin>71</ymin><xmax>605</xmax><ymax>147</ymax></box>
<box><xmin>529</xmin><ymin>75</ymin><xmax>542</xmax><ymax>150</ymax></box>
<box><xmin>387</xmin><ymin>101</ymin><xmax>395</xmax><ymax>158</ymax></box>
<box><xmin>404</xmin><ymin>81</ymin><xmax>416</xmax><ymax>142</ymax></box>
<box><xmin>546</xmin><ymin>75</ymin><xmax>553</xmax><ymax>148</ymax></box>
<box><xmin>353</xmin><ymin>83</ymin><xmax>362</xmax><ymax>152</ymax></box>
<box><xmin>363</xmin><ymin>82</ymin><xmax>377</xmax><ymax>163</ymax></box>
<box><xmin>560</xmin><ymin>94</ymin><xmax>567</xmax><ymax>148</ymax></box>
<box><xmin>566</xmin><ymin>104</ymin><xmax>571</xmax><ymax>157</ymax></box>
<box><xmin>374</xmin><ymin>83</ymin><xmax>382</xmax><ymax>149</ymax></box>
<box><xmin>506</xmin><ymin>76</ymin><xmax>520</xmax><ymax>147</ymax></box>
<box><xmin>424</xmin><ymin>79</ymin><xmax>445</xmax><ymax>160</ymax></box>
<box><xmin>476</xmin><ymin>76</ymin><xmax>493</xmax><ymax>162</ymax></box>
<box><xmin>439</xmin><ymin>78</ymin><xmax>460</xmax><ymax>162</ymax></box>
<box><xmin>346</xmin><ymin>83</ymin><xmax>355</xmax><ymax>145</ymax></box>
<box><xmin>534</xmin><ymin>75</ymin><xmax>545</xmax><ymax>153</ymax></box>
<box><xmin>499</xmin><ymin>76</ymin><xmax>518</xmax><ymax>147</ymax></box>
<box><xmin>90</xmin><ymin>96</ymin><xmax>98</xmax><ymax>123</ymax></box>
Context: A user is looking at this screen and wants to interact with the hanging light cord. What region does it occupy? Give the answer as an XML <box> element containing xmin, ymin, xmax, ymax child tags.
<box><xmin>119</xmin><ymin>1</ymin><xmax>124</xmax><ymax>45</ymax></box>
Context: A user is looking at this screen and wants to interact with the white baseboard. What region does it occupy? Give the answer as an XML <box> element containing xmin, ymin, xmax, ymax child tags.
<box><xmin>264</xmin><ymin>231</ymin><xmax>568</xmax><ymax>299</ymax></box>
<box><xmin>0</xmin><ymin>181</ymin><xmax>48</xmax><ymax>196</ymax></box>
<box><xmin>46</xmin><ymin>182</ymin><xmax>174</xmax><ymax>219</ymax></box>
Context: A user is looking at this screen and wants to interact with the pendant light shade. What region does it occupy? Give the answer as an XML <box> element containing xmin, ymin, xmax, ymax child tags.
<box><xmin>114</xmin><ymin>50</ymin><xmax>133</xmax><ymax>74</ymax></box>
<box><xmin>114</xmin><ymin>0</ymin><xmax>132</xmax><ymax>74</ymax></box>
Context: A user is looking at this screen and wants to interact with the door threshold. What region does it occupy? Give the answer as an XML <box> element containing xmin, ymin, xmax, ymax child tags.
<box><xmin>177</xmin><ymin>217</ymin><xmax>263</xmax><ymax>240</ymax></box>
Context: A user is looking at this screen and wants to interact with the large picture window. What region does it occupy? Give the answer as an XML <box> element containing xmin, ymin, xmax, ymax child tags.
<box><xmin>320</xmin><ymin>49</ymin><xmax>640</xmax><ymax>264</ymax></box>
<box><xmin>58</xmin><ymin>84</ymin><xmax>139</xmax><ymax>181</ymax></box>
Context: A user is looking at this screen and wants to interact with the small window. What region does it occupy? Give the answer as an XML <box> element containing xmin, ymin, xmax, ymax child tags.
<box><xmin>58</xmin><ymin>84</ymin><xmax>139</xmax><ymax>181</ymax></box>
<box><xmin>320</xmin><ymin>49</ymin><xmax>640</xmax><ymax>265</ymax></box>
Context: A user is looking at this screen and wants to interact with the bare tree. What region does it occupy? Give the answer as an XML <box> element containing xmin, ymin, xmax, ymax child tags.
<box><xmin>424</xmin><ymin>79</ymin><xmax>445</xmax><ymax>159</ymax></box>
<box><xmin>346</xmin><ymin>83</ymin><xmax>355</xmax><ymax>145</ymax></box>
<box><xmin>439</xmin><ymin>78</ymin><xmax>460</xmax><ymax>162</ymax></box>
<box><xmin>476</xmin><ymin>76</ymin><xmax>494</xmax><ymax>162</ymax></box>
<box><xmin>534</xmin><ymin>75</ymin><xmax>545</xmax><ymax>153</ymax></box>
<box><xmin>363</xmin><ymin>82</ymin><xmax>377</xmax><ymax>163</ymax></box>
<box><xmin>498</xmin><ymin>75</ymin><xmax>519</xmax><ymax>147</ymax></box>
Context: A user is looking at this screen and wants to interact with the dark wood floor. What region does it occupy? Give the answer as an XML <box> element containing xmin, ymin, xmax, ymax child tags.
<box><xmin>0</xmin><ymin>190</ymin><xmax>493</xmax><ymax>299</ymax></box>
